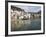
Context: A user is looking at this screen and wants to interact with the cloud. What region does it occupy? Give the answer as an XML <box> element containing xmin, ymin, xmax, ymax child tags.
<box><xmin>15</xmin><ymin>5</ymin><xmax>41</xmax><ymax>12</ymax></box>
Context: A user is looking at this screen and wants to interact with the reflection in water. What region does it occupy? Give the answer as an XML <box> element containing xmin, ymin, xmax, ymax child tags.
<box><xmin>11</xmin><ymin>18</ymin><xmax>41</xmax><ymax>31</ymax></box>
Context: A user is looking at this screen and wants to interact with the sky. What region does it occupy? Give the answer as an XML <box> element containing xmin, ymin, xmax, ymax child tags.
<box><xmin>15</xmin><ymin>5</ymin><xmax>41</xmax><ymax>13</ymax></box>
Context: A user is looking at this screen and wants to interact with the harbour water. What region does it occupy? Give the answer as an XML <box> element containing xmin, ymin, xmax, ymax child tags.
<box><xmin>11</xmin><ymin>18</ymin><xmax>41</xmax><ymax>31</ymax></box>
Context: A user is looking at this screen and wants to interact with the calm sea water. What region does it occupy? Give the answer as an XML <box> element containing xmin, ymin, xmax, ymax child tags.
<box><xmin>11</xmin><ymin>18</ymin><xmax>41</xmax><ymax>31</ymax></box>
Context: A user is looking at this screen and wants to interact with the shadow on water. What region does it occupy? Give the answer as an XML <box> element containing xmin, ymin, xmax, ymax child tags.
<box><xmin>11</xmin><ymin>18</ymin><xmax>41</xmax><ymax>31</ymax></box>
